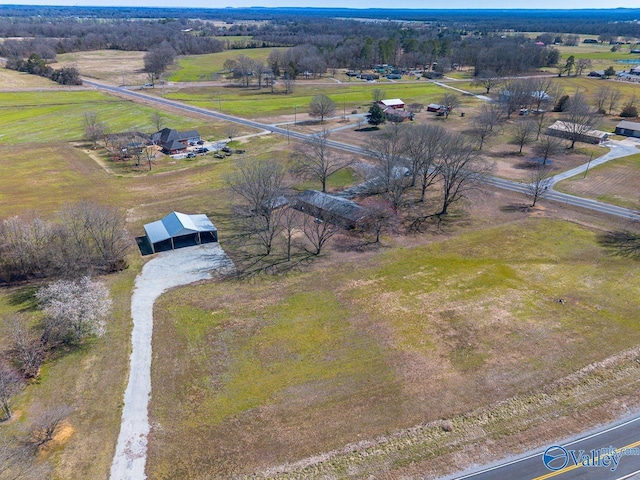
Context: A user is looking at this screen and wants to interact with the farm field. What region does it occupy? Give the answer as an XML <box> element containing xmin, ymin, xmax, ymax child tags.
<box><xmin>148</xmin><ymin>216</ymin><xmax>640</xmax><ymax>479</ymax></box>
<box><xmin>556</xmin><ymin>152</ymin><xmax>640</xmax><ymax>210</ymax></box>
<box><xmin>162</xmin><ymin>81</ymin><xmax>461</xmax><ymax>118</ymax></box>
<box><xmin>166</xmin><ymin>47</ymin><xmax>286</xmax><ymax>82</ymax></box>
<box><xmin>0</xmin><ymin>90</ymin><xmax>242</xmax><ymax>145</ymax></box>
<box><xmin>0</xmin><ymin>68</ymin><xmax>61</xmax><ymax>89</ymax></box>
<box><xmin>57</xmin><ymin>49</ymin><xmax>147</xmax><ymax>85</ymax></box>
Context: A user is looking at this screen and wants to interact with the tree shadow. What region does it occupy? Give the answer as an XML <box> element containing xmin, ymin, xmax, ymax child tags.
<box><xmin>7</xmin><ymin>286</ymin><xmax>39</xmax><ymax>311</ymax></box>
<box><xmin>597</xmin><ymin>230</ymin><xmax>640</xmax><ymax>260</ymax></box>
<box><xmin>500</xmin><ymin>203</ymin><xmax>531</xmax><ymax>213</ymax></box>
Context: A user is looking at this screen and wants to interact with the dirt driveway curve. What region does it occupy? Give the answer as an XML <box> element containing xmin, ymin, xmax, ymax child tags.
<box><xmin>110</xmin><ymin>244</ymin><xmax>234</xmax><ymax>480</ymax></box>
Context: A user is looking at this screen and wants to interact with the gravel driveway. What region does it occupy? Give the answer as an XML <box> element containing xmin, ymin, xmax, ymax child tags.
<box><xmin>110</xmin><ymin>243</ymin><xmax>234</xmax><ymax>480</ymax></box>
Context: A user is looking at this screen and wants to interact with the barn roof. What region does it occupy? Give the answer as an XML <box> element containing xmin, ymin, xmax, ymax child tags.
<box><xmin>297</xmin><ymin>190</ymin><xmax>369</xmax><ymax>224</ymax></box>
<box><xmin>144</xmin><ymin>212</ymin><xmax>217</xmax><ymax>244</ymax></box>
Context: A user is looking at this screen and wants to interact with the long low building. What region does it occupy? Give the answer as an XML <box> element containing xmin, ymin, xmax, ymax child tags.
<box><xmin>143</xmin><ymin>211</ymin><xmax>218</xmax><ymax>254</ymax></box>
<box><xmin>545</xmin><ymin>120</ymin><xmax>611</xmax><ymax>145</ymax></box>
<box><xmin>293</xmin><ymin>190</ymin><xmax>371</xmax><ymax>230</ymax></box>
<box><xmin>614</xmin><ymin>120</ymin><xmax>640</xmax><ymax>138</ymax></box>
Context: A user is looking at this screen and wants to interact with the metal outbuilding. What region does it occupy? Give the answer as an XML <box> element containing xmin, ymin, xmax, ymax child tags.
<box><xmin>143</xmin><ymin>212</ymin><xmax>218</xmax><ymax>254</ymax></box>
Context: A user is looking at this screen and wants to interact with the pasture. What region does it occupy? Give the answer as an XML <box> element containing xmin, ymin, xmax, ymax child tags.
<box><xmin>147</xmin><ymin>216</ymin><xmax>640</xmax><ymax>479</ymax></box>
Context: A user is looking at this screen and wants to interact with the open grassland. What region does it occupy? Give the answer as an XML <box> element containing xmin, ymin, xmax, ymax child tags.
<box><xmin>556</xmin><ymin>152</ymin><xmax>640</xmax><ymax>210</ymax></box>
<box><xmin>555</xmin><ymin>42</ymin><xmax>640</xmax><ymax>70</ymax></box>
<box><xmin>148</xmin><ymin>217</ymin><xmax>640</xmax><ymax>479</ymax></box>
<box><xmin>0</xmin><ymin>91</ymin><xmax>211</xmax><ymax>145</ymax></box>
<box><xmin>0</xmin><ymin>67</ymin><xmax>61</xmax><ymax>89</ymax></box>
<box><xmin>57</xmin><ymin>49</ymin><xmax>148</xmax><ymax>85</ymax></box>
<box><xmin>163</xmin><ymin>81</ymin><xmax>459</xmax><ymax>118</ymax></box>
<box><xmin>166</xmin><ymin>47</ymin><xmax>286</xmax><ymax>82</ymax></box>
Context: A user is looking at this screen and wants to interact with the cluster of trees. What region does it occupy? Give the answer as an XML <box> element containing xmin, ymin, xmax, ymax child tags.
<box><xmin>5</xmin><ymin>53</ymin><xmax>81</xmax><ymax>86</ymax></box>
<box><xmin>0</xmin><ymin>276</ymin><xmax>111</xmax><ymax>478</ymax></box>
<box><xmin>0</xmin><ymin>202</ymin><xmax>129</xmax><ymax>283</ymax></box>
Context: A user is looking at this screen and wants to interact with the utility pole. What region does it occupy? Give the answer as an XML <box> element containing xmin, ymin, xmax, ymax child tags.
<box><xmin>583</xmin><ymin>152</ymin><xmax>594</xmax><ymax>178</ymax></box>
<box><xmin>294</xmin><ymin>105</ymin><xmax>297</xmax><ymax>125</ymax></box>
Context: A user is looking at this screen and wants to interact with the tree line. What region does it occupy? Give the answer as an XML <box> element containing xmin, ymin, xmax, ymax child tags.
<box><xmin>5</xmin><ymin>53</ymin><xmax>81</xmax><ymax>85</ymax></box>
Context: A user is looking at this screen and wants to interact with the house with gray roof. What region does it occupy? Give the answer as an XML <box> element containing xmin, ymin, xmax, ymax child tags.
<box><xmin>615</xmin><ymin>120</ymin><xmax>640</xmax><ymax>138</ymax></box>
<box><xmin>293</xmin><ymin>190</ymin><xmax>371</xmax><ymax>230</ymax></box>
<box><xmin>151</xmin><ymin>128</ymin><xmax>201</xmax><ymax>154</ymax></box>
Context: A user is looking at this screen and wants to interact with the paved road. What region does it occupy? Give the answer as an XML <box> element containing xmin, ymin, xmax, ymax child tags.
<box><xmin>444</xmin><ymin>414</ymin><xmax>640</xmax><ymax>480</ymax></box>
<box><xmin>84</xmin><ymin>78</ymin><xmax>640</xmax><ymax>222</ymax></box>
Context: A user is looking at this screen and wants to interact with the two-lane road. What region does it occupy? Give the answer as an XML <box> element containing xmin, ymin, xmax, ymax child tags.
<box><xmin>444</xmin><ymin>414</ymin><xmax>640</xmax><ymax>480</ymax></box>
<box><xmin>83</xmin><ymin>79</ymin><xmax>640</xmax><ymax>223</ymax></box>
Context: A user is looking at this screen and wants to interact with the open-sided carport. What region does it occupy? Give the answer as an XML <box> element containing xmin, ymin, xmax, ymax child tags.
<box><xmin>143</xmin><ymin>211</ymin><xmax>218</xmax><ymax>254</ymax></box>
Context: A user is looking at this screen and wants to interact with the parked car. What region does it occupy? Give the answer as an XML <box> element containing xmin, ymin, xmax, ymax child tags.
<box><xmin>186</xmin><ymin>152</ymin><xmax>196</xmax><ymax>158</ymax></box>
<box><xmin>196</xmin><ymin>140</ymin><xmax>205</xmax><ymax>145</ymax></box>
<box><xmin>143</xmin><ymin>83</ymin><xmax>153</xmax><ymax>87</ymax></box>
<box><xmin>221</xmin><ymin>146</ymin><xmax>232</xmax><ymax>153</ymax></box>
<box><xmin>234</xmin><ymin>149</ymin><xmax>245</xmax><ymax>154</ymax></box>
<box><xmin>214</xmin><ymin>153</ymin><xmax>225</xmax><ymax>159</ymax></box>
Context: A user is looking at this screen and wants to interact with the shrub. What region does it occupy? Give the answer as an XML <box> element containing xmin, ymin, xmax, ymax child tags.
<box><xmin>620</xmin><ymin>105</ymin><xmax>638</xmax><ymax>118</ymax></box>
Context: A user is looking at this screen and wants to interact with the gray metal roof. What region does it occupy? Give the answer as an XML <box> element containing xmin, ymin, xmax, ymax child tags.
<box><xmin>616</xmin><ymin>120</ymin><xmax>640</xmax><ymax>131</ymax></box>
<box><xmin>144</xmin><ymin>212</ymin><xmax>217</xmax><ymax>244</ymax></box>
<box><xmin>297</xmin><ymin>190</ymin><xmax>369</xmax><ymax>223</ymax></box>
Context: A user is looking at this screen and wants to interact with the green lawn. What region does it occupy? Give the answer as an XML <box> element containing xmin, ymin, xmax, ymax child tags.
<box><xmin>148</xmin><ymin>217</ymin><xmax>640</xmax><ymax>479</ymax></box>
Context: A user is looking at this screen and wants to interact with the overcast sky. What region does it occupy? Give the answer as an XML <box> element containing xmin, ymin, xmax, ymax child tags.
<box><xmin>9</xmin><ymin>0</ymin><xmax>640</xmax><ymax>9</ymax></box>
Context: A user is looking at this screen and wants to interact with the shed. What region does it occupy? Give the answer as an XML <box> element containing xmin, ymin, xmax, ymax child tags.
<box><xmin>427</xmin><ymin>103</ymin><xmax>442</xmax><ymax>112</ymax></box>
<box><xmin>143</xmin><ymin>211</ymin><xmax>218</xmax><ymax>254</ymax></box>
<box><xmin>615</xmin><ymin>120</ymin><xmax>640</xmax><ymax>138</ymax></box>
<box><xmin>293</xmin><ymin>190</ymin><xmax>370</xmax><ymax>230</ymax></box>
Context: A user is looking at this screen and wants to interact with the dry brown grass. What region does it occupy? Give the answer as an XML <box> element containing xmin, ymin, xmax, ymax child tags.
<box><xmin>0</xmin><ymin>68</ymin><xmax>60</xmax><ymax>89</ymax></box>
<box><xmin>56</xmin><ymin>50</ymin><xmax>148</xmax><ymax>85</ymax></box>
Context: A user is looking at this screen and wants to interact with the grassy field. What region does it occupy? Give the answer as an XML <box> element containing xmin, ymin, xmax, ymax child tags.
<box><xmin>163</xmin><ymin>81</ymin><xmax>458</xmax><ymax>118</ymax></box>
<box><xmin>166</xmin><ymin>47</ymin><xmax>286</xmax><ymax>82</ymax></box>
<box><xmin>555</xmin><ymin>42</ymin><xmax>640</xmax><ymax>71</ymax></box>
<box><xmin>0</xmin><ymin>67</ymin><xmax>60</xmax><ymax>89</ymax></box>
<box><xmin>555</xmin><ymin>152</ymin><xmax>640</xmax><ymax>210</ymax></box>
<box><xmin>0</xmin><ymin>90</ymin><xmax>237</xmax><ymax>146</ymax></box>
<box><xmin>148</xmin><ymin>217</ymin><xmax>640</xmax><ymax>478</ymax></box>
<box><xmin>57</xmin><ymin>50</ymin><xmax>147</xmax><ymax>85</ymax></box>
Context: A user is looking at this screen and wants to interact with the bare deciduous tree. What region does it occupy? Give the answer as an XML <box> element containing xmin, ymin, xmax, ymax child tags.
<box><xmin>527</xmin><ymin>163</ymin><xmax>552</xmax><ymax>207</ymax></box>
<box><xmin>402</xmin><ymin>124</ymin><xmax>444</xmax><ymax>202</ymax></box>
<box><xmin>297</xmin><ymin>129</ymin><xmax>350</xmax><ymax>193</ymax></box>
<box><xmin>308</xmin><ymin>94</ymin><xmax>336</xmax><ymax>124</ymax></box>
<box><xmin>575</xmin><ymin>58</ymin><xmax>592</xmax><ymax>76</ymax></box>
<box><xmin>534</xmin><ymin>135</ymin><xmax>565</xmax><ymax>165</ymax></box>
<box><xmin>37</xmin><ymin>276</ymin><xmax>112</xmax><ymax>345</ymax></box>
<box><xmin>84</xmin><ymin>111</ymin><xmax>104</xmax><ymax>149</ymax></box>
<box><xmin>471</xmin><ymin>103</ymin><xmax>503</xmax><ymax>150</ymax></box>
<box><xmin>282</xmin><ymin>72</ymin><xmax>295</xmax><ymax>94</ymax></box>
<box><xmin>0</xmin><ymin>214</ymin><xmax>54</xmax><ymax>282</ymax></box>
<box><xmin>0</xmin><ymin>362</ymin><xmax>22</xmax><ymax>421</ymax></box>
<box><xmin>150</xmin><ymin>111</ymin><xmax>165</xmax><ymax>132</ymax></box>
<box><xmin>143</xmin><ymin>41</ymin><xmax>175</xmax><ymax>86</ymax></box>
<box><xmin>512</xmin><ymin>118</ymin><xmax>537</xmax><ymax>154</ymax></box>
<box><xmin>371</xmin><ymin>88</ymin><xmax>386</xmax><ymax>103</ymax></box>
<box><xmin>26</xmin><ymin>406</ymin><xmax>74</xmax><ymax>448</ymax></box>
<box><xmin>439</xmin><ymin>93</ymin><xmax>459</xmax><ymax>119</ymax></box>
<box><xmin>607</xmin><ymin>89</ymin><xmax>623</xmax><ymax>116</ymax></box>
<box><xmin>437</xmin><ymin>132</ymin><xmax>491</xmax><ymax>216</ymax></box>
<box><xmin>301</xmin><ymin>206</ymin><xmax>337</xmax><ymax>255</ymax></box>
<box><xmin>561</xmin><ymin>91</ymin><xmax>598</xmax><ymax>149</ymax></box>
<box><xmin>9</xmin><ymin>317</ymin><xmax>44</xmax><ymax>379</ymax></box>
<box><xmin>58</xmin><ymin>202</ymin><xmax>130</xmax><ymax>274</ymax></box>
<box><xmin>473</xmin><ymin>70</ymin><xmax>501</xmax><ymax>94</ymax></box>
<box><xmin>227</xmin><ymin>159</ymin><xmax>287</xmax><ymax>256</ymax></box>
<box><xmin>368</xmin><ymin>124</ymin><xmax>411</xmax><ymax>208</ymax></box>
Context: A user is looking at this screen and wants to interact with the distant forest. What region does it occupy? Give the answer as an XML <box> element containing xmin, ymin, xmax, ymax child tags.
<box><xmin>0</xmin><ymin>6</ymin><xmax>638</xmax><ymax>79</ymax></box>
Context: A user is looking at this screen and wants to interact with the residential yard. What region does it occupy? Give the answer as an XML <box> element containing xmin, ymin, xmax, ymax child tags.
<box><xmin>148</xmin><ymin>215</ymin><xmax>640</xmax><ymax>479</ymax></box>
<box><xmin>556</xmin><ymin>152</ymin><xmax>640</xmax><ymax>210</ymax></box>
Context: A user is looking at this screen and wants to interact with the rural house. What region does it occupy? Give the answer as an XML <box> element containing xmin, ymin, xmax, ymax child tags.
<box><xmin>143</xmin><ymin>211</ymin><xmax>218</xmax><ymax>254</ymax></box>
<box><xmin>546</xmin><ymin>121</ymin><xmax>611</xmax><ymax>144</ymax></box>
<box><xmin>293</xmin><ymin>190</ymin><xmax>371</xmax><ymax>230</ymax></box>
<box><xmin>614</xmin><ymin>120</ymin><xmax>640</xmax><ymax>138</ymax></box>
<box><xmin>151</xmin><ymin>128</ymin><xmax>201</xmax><ymax>154</ymax></box>
<box><xmin>378</xmin><ymin>98</ymin><xmax>405</xmax><ymax>110</ymax></box>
